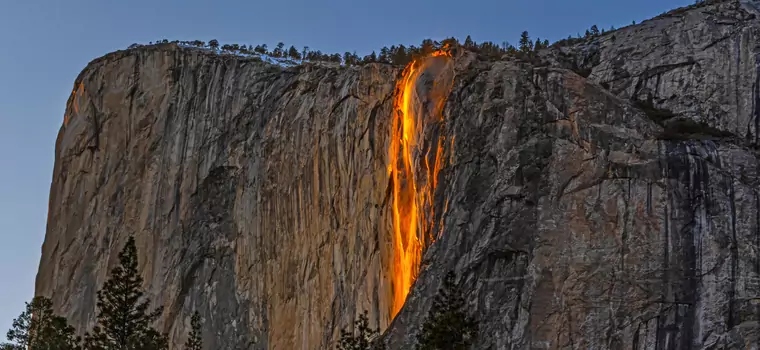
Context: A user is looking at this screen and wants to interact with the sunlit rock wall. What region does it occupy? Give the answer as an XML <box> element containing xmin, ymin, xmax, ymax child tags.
<box><xmin>38</xmin><ymin>46</ymin><xmax>400</xmax><ymax>349</ymax></box>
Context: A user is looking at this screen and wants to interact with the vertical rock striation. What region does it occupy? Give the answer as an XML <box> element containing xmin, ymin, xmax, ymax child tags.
<box><xmin>38</xmin><ymin>0</ymin><xmax>760</xmax><ymax>348</ymax></box>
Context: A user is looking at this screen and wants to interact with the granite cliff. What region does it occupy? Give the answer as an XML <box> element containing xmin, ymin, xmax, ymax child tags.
<box><xmin>37</xmin><ymin>0</ymin><xmax>760</xmax><ymax>348</ymax></box>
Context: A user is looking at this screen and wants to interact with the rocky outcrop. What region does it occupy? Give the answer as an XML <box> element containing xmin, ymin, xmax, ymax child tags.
<box><xmin>549</xmin><ymin>0</ymin><xmax>760</xmax><ymax>144</ymax></box>
<box><xmin>37</xmin><ymin>0</ymin><xmax>760</xmax><ymax>349</ymax></box>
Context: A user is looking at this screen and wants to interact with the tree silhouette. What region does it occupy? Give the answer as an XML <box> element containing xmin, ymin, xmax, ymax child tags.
<box><xmin>208</xmin><ymin>39</ymin><xmax>219</xmax><ymax>50</ymax></box>
<box><xmin>83</xmin><ymin>237</ymin><xmax>167</xmax><ymax>350</ymax></box>
<box><xmin>534</xmin><ymin>38</ymin><xmax>543</xmax><ymax>51</ymax></box>
<box><xmin>288</xmin><ymin>45</ymin><xmax>301</xmax><ymax>60</ymax></box>
<box><xmin>463</xmin><ymin>35</ymin><xmax>474</xmax><ymax>48</ymax></box>
<box><xmin>273</xmin><ymin>42</ymin><xmax>285</xmax><ymax>58</ymax></box>
<box><xmin>1</xmin><ymin>297</ymin><xmax>81</xmax><ymax>350</ymax></box>
<box><xmin>415</xmin><ymin>271</ymin><xmax>478</xmax><ymax>350</ymax></box>
<box><xmin>343</xmin><ymin>52</ymin><xmax>361</xmax><ymax>66</ymax></box>
<box><xmin>392</xmin><ymin>45</ymin><xmax>409</xmax><ymax>65</ymax></box>
<box><xmin>441</xmin><ymin>37</ymin><xmax>458</xmax><ymax>49</ymax></box>
<box><xmin>379</xmin><ymin>47</ymin><xmax>390</xmax><ymax>63</ymax></box>
<box><xmin>183</xmin><ymin>312</ymin><xmax>202</xmax><ymax>350</ymax></box>
<box><xmin>337</xmin><ymin>311</ymin><xmax>384</xmax><ymax>350</ymax></box>
<box><xmin>590</xmin><ymin>25</ymin><xmax>600</xmax><ymax>36</ymax></box>
<box><xmin>421</xmin><ymin>39</ymin><xmax>435</xmax><ymax>55</ymax></box>
<box><xmin>519</xmin><ymin>31</ymin><xmax>532</xmax><ymax>53</ymax></box>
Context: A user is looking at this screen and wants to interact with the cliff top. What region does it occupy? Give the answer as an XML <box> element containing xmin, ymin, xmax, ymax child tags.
<box><xmin>75</xmin><ymin>0</ymin><xmax>754</xmax><ymax>83</ymax></box>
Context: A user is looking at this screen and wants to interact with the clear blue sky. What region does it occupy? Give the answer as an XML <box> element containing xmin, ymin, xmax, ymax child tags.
<box><xmin>0</xmin><ymin>0</ymin><xmax>691</xmax><ymax>335</ymax></box>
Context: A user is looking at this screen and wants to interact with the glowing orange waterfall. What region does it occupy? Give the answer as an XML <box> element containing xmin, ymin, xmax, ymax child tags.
<box><xmin>388</xmin><ymin>49</ymin><xmax>453</xmax><ymax>317</ymax></box>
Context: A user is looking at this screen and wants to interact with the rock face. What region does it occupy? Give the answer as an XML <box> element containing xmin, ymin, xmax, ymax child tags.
<box><xmin>37</xmin><ymin>0</ymin><xmax>760</xmax><ymax>349</ymax></box>
<box><xmin>39</xmin><ymin>48</ymin><xmax>400</xmax><ymax>349</ymax></box>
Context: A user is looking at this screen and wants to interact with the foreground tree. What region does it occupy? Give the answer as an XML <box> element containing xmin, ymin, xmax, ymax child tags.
<box><xmin>415</xmin><ymin>271</ymin><xmax>478</xmax><ymax>350</ymax></box>
<box><xmin>337</xmin><ymin>311</ymin><xmax>384</xmax><ymax>350</ymax></box>
<box><xmin>83</xmin><ymin>237</ymin><xmax>167</xmax><ymax>350</ymax></box>
<box><xmin>1</xmin><ymin>297</ymin><xmax>81</xmax><ymax>350</ymax></box>
<box><xmin>183</xmin><ymin>312</ymin><xmax>203</xmax><ymax>350</ymax></box>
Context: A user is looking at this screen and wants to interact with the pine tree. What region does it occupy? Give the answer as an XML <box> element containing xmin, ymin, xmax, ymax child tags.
<box><xmin>378</xmin><ymin>47</ymin><xmax>390</xmax><ymax>63</ymax></box>
<box><xmin>287</xmin><ymin>46</ymin><xmax>301</xmax><ymax>60</ymax></box>
<box><xmin>421</xmin><ymin>39</ymin><xmax>435</xmax><ymax>55</ymax></box>
<box><xmin>208</xmin><ymin>39</ymin><xmax>219</xmax><ymax>50</ymax></box>
<box><xmin>273</xmin><ymin>42</ymin><xmax>285</xmax><ymax>57</ymax></box>
<box><xmin>415</xmin><ymin>272</ymin><xmax>478</xmax><ymax>350</ymax></box>
<box><xmin>337</xmin><ymin>311</ymin><xmax>384</xmax><ymax>350</ymax></box>
<box><xmin>1</xmin><ymin>297</ymin><xmax>81</xmax><ymax>350</ymax></box>
<box><xmin>343</xmin><ymin>52</ymin><xmax>352</xmax><ymax>66</ymax></box>
<box><xmin>590</xmin><ymin>25</ymin><xmax>600</xmax><ymax>36</ymax></box>
<box><xmin>519</xmin><ymin>31</ymin><xmax>532</xmax><ymax>53</ymax></box>
<box><xmin>441</xmin><ymin>37</ymin><xmax>458</xmax><ymax>49</ymax></box>
<box><xmin>183</xmin><ymin>312</ymin><xmax>202</xmax><ymax>350</ymax></box>
<box><xmin>392</xmin><ymin>45</ymin><xmax>409</xmax><ymax>65</ymax></box>
<box><xmin>463</xmin><ymin>35</ymin><xmax>474</xmax><ymax>48</ymax></box>
<box><xmin>83</xmin><ymin>237</ymin><xmax>167</xmax><ymax>350</ymax></box>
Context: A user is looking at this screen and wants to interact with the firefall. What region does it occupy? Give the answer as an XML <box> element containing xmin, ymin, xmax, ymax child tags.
<box><xmin>388</xmin><ymin>49</ymin><xmax>452</xmax><ymax>317</ymax></box>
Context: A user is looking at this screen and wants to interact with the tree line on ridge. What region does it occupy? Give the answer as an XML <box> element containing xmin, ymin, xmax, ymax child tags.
<box><xmin>132</xmin><ymin>24</ymin><xmax>615</xmax><ymax>67</ymax></box>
